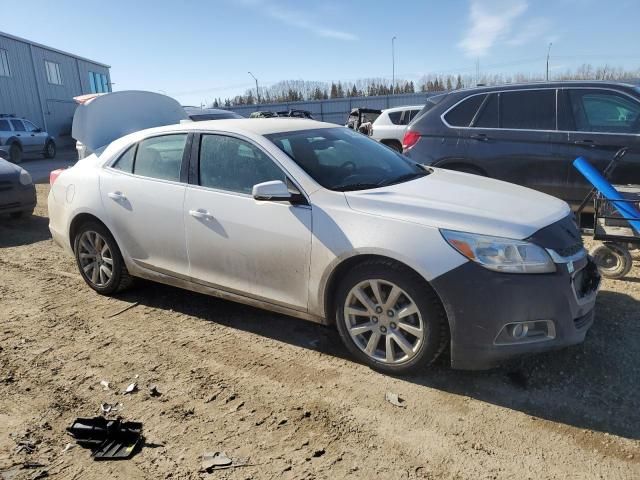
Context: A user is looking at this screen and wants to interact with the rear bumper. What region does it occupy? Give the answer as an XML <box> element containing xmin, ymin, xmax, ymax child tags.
<box><xmin>431</xmin><ymin>255</ymin><xmax>599</xmax><ymax>370</ymax></box>
<box><xmin>0</xmin><ymin>184</ymin><xmax>36</xmax><ymax>214</ymax></box>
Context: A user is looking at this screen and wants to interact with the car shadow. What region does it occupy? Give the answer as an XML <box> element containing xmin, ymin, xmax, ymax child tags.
<box><xmin>118</xmin><ymin>283</ymin><xmax>640</xmax><ymax>441</ymax></box>
<box><xmin>0</xmin><ymin>213</ymin><xmax>51</xmax><ymax>247</ymax></box>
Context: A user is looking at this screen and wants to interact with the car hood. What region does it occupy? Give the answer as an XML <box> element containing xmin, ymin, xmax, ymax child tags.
<box><xmin>72</xmin><ymin>90</ymin><xmax>188</xmax><ymax>151</ymax></box>
<box><xmin>344</xmin><ymin>168</ymin><xmax>570</xmax><ymax>240</ymax></box>
<box><xmin>0</xmin><ymin>159</ymin><xmax>20</xmax><ymax>179</ymax></box>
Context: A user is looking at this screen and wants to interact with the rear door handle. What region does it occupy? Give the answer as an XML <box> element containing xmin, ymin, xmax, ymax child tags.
<box><xmin>189</xmin><ymin>208</ymin><xmax>213</xmax><ymax>220</ymax></box>
<box><xmin>470</xmin><ymin>134</ymin><xmax>489</xmax><ymax>142</ymax></box>
<box><xmin>107</xmin><ymin>191</ymin><xmax>127</xmax><ymax>201</ymax></box>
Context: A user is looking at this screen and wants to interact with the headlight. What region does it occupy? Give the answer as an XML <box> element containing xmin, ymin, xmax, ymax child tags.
<box><xmin>441</xmin><ymin>229</ymin><xmax>555</xmax><ymax>274</ymax></box>
<box><xmin>19</xmin><ymin>169</ymin><xmax>32</xmax><ymax>186</ymax></box>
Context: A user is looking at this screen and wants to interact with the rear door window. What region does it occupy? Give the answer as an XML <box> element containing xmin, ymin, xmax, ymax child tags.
<box><xmin>0</xmin><ymin>119</ymin><xmax>9</xmax><ymax>131</ymax></box>
<box><xmin>473</xmin><ymin>94</ymin><xmax>499</xmax><ymax>128</ymax></box>
<box><xmin>568</xmin><ymin>89</ymin><xmax>640</xmax><ymax>134</ymax></box>
<box><xmin>444</xmin><ymin>94</ymin><xmax>486</xmax><ymax>127</ymax></box>
<box><xmin>133</xmin><ymin>134</ymin><xmax>187</xmax><ymax>182</ymax></box>
<box><xmin>500</xmin><ymin>90</ymin><xmax>556</xmax><ymax>130</ymax></box>
<box><xmin>9</xmin><ymin>119</ymin><xmax>25</xmax><ymax>131</ymax></box>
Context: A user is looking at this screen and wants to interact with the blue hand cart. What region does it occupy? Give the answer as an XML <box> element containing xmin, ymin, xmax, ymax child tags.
<box><xmin>574</xmin><ymin>148</ymin><xmax>640</xmax><ymax>279</ymax></box>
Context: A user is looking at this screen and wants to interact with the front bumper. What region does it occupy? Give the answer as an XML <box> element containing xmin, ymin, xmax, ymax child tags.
<box><xmin>0</xmin><ymin>183</ymin><xmax>36</xmax><ymax>215</ymax></box>
<box><xmin>432</xmin><ymin>254</ymin><xmax>599</xmax><ymax>370</ymax></box>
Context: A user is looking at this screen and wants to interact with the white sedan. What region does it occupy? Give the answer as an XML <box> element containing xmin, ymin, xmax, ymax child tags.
<box><xmin>48</xmin><ymin>118</ymin><xmax>599</xmax><ymax>374</ymax></box>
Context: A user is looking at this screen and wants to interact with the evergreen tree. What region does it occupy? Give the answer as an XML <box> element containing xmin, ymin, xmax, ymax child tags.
<box><xmin>330</xmin><ymin>82</ymin><xmax>338</xmax><ymax>98</ymax></box>
<box><xmin>336</xmin><ymin>82</ymin><xmax>344</xmax><ymax>98</ymax></box>
<box><xmin>350</xmin><ymin>85</ymin><xmax>358</xmax><ymax>97</ymax></box>
<box><xmin>446</xmin><ymin>77</ymin><xmax>453</xmax><ymax>91</ymax></box>
<box><xmin>455</xmin><ymin>75</ymin><xmax>463</xmax><ymax>89</ymax></box>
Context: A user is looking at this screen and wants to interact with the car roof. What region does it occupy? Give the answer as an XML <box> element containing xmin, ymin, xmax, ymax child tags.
<box><xmin>383</xmin><ymin>105</ymin><xmax>424</xmax><ymax>113</ymax></box>
<box><xmin>447</xmin><ymin>80</ymin><xmax>639</xmax><ymax>96</ymax></box>
<box><xmin>144</xmin><ymin>118</ymin><xmax>336</xmax><ymax>136</ymax></box>
<box><xmin>183</xmin><ymin>106</ymin><xmax>234</xmax><ymax>115</ymax></box>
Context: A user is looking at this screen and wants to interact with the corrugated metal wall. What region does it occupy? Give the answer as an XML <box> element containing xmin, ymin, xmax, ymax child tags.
<box><xmin>227</xmin><ymin>92</ymin><xmax>438</xmax><ymax>124</ymax></box>
<box><xmin>0</xmin><ymin>32</ymin><xmax>110</xmax><ymax>143</ymax></box>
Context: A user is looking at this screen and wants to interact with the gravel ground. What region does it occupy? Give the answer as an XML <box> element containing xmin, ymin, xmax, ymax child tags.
<box><xmin>0</xmin><ymin>185</ymin><xmax>639</xmax><ymax>479</ymax></box>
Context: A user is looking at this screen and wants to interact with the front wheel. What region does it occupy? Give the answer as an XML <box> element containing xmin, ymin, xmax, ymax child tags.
<box><xmin>74</xmin><ymin>222</ymin><xmax>133</xmax><ymax>295</ymax></box>
<box><xmin>591</xmin><ymin>242</ymin><xmax>633</xmax><ymax>279</ymax></box>
<box><xmin>335</xmin><ymin>259</ymin><xmax>449</xmax><ymax>375</ymax></box>
<box><xmin>9</xmin><ymin>143</ymin><xmax>22</xmax><ymax>164</ymax></box>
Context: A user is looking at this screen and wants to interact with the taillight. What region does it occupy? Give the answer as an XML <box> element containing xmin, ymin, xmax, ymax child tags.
<box><xmin>50</xmin><ymin>169</ymin><xmax>64</xmax><ymax>185</ymax></box>
<box><xmin>402</xmin><ymin>131</ymin><xmax>420</xmax><ymax>151</ymax></box>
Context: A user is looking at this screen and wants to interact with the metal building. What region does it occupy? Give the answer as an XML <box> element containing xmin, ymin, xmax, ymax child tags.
<box><xmin>0</xmin><ymin>31</ymin><xmax>111</xmax><ymax>144</ymax></box>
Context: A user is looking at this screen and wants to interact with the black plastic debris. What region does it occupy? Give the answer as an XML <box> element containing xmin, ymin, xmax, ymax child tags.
<box><xmin>66</xmin><ymin>417</ymin><xmax>143</xmax><ymax>460</ymax></box>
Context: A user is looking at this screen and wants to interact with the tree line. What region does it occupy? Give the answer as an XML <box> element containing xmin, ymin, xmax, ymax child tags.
<box><xmin>210</xmin><ymin>64</ymin><xmax>640</xmax><ymax>108</ymax></box>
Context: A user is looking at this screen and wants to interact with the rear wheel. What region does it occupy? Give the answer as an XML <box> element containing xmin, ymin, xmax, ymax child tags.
<box><xmin>335</xmin><ymin>259</ymin><xmax>448</xmax><ymax>375</ymax></box>
<box><xmin>74</xmin><ymin>221</ymin><xmax>133</xmax><ymax>295</ymax></box>
<box><xmin>43</xmin><ymin>140</ymin><xmax>56</xmax><ymax>159</ymax></box>
<box><xmin>591</xmin><ymin>242</ymin><xmax>633</xmax><ymax>279</ymax></box>
<box><xmin>9</xmin><ymin>143</ymin><xmax>22</xmax><ymax>164</ymax></box>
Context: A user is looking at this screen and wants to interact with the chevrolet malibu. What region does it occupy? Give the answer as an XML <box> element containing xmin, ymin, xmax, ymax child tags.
<box><xmin>48</xmin><ymin>118</ymin><xmax>600</xmax><ymax>374</ymax></box>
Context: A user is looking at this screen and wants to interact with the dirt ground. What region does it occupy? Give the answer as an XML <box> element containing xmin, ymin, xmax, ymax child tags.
<box><xmin>1</xmin><ymin>185</ymin><xmax>639</xmax><ymax>480</ymax></box>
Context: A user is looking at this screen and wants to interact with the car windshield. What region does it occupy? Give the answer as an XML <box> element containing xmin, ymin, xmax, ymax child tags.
<box><xmin>266</xmin><ymin>127</ymin><xmax>429</xmax><ymax>191</ymax></box>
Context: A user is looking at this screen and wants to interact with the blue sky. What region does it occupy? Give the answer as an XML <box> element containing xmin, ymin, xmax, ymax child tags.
<box><xmin>6</xmin><ymin>0</ymin><xmax>640</xmax><ymax>105</ymax></box>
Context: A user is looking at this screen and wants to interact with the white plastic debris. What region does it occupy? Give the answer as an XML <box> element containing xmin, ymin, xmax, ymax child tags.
<box><xmin>385</xmin><ymin>391</ymin><xmax>406</xmax><ymax>408</ymax></box>
<box><xmin>100</xmin><ymin>380</ymin><xmax>110</xmax><ymax>391</ymax></box>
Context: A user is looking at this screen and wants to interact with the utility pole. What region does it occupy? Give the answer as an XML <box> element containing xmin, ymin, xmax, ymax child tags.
<box><xmin>248</xmin><ymin>71</ymin><xmax>260</xmax><ymax>104</ymax></box>
<box><xmin>546</xmin><ymin>42</ymin><xmax>553</xmax><ymax>81</ymax></box>
<box><xmin>392</xmin><ymin>36</ymin><xmax>396</xmax><ymax>94</ymax></box>
<box><xmin>475</xmin><ymin>58</ymin><xmax>480</xmax><ymax>85</ymax></box>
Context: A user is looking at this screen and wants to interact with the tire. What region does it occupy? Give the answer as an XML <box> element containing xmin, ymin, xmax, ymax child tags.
<box><xmin>73</xmin><ymin>221</ymin><xmax>133</xmax><ymax>295</ymax></box>
<box><xmin>43</xmin><ymin>140</ymin><xmax>56</xmax><ymax>159</ymax></box>
<box><xmin>334</xmin><ymin>259</ymin><xmax>449</xmax><ymax>375</ymax></box>
<box><xmin>9</xmin><ymin>143</ymin><xmax>22</xmax><ymax>164</ymax></box>
<box><xmin>10</xmin><ymin>209</ymin><xmax>32</xmax><ymax>219</ymax></box>
<box><xmin>590</xmin><ymin>242</ymin><xmax>633</xmax><ymax>279</ymax></box>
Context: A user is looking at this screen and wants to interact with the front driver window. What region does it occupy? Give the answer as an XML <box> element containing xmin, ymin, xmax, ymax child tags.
<box><xmin>199</xmin><ymin>135</ymin><xmax>286</xmax><ymax>194</ymax></box>
<box><xmin>569</xmin><ymin>89</ymin><xmax>640</xmax><ymax>134</ymax></box>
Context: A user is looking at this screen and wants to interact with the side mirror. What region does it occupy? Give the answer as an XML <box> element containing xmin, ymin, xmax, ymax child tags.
<box><xmin>34</xmin><ymin>128</ymin><xmax>42</xmax><ymax>133</ymax></box>
<box><xmin>252</xmin><ymin>180</ymin><xmax>291</xmax><ymax>202</ymax></box>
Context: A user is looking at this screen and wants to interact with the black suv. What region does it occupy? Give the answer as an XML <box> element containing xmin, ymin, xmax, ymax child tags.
<box><xmin>403</xmin><ymin>81</ymin><xmax>640</xmax><ymax>207</ymax></box>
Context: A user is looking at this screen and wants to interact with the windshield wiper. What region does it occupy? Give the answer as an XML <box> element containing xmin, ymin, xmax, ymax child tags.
<box><xmin>332</xmin><ymin>182</ymin><xmax>384</xmax><ymax>192</ymax></box>
<box><xmin>379</xmin><ymin>171</ymin><xmax>429</xmax><ymax>187</ymax></box>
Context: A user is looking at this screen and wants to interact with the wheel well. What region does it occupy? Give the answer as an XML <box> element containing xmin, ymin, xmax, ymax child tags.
<box><xmin>69</xmin><ymin>213</ymin><xmax>109</xmax><ymax>251</ymax></box>
<box><xmin>380</xmin><ymin>139</ymin><xmax>402</xmax><ymax>149</ymax></box>
<box><xmin>7</xmin><ymin>138</ymin><xmax>21</xmax><ymax>149</ymax></box>
<box><xmin>323</xmin><ymin>254</ymin><xmax>448</xmax><ymax>329</ymax></box>
<box><xmin>436</xmin><ymin>161</ymin><xmax>487</xmax><ymax>176</ymax></box>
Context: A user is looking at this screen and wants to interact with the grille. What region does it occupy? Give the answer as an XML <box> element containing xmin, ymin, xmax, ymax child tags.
<box><xmin>0</xmin><ymin>180</ymin><xmax>14</xmax><ymax>192</ymax></box>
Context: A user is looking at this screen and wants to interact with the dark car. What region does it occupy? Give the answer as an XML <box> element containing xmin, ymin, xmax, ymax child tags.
<box><xmin>277</xmin><ymin>109</ymin><xmax>314</xmax><ymax>119</ymax></box>
<box><xmin>403</xmin><ymin>81</ymin><xmax>640</xmax><ymax>208</ymax></box>
<box><xmin>0</xmin><ymin>150</ymin><xmax>36</xmax><ymax>218</ymax></box>
<box><xmin>183</xmin><ymin>107</ymin><xmax>244</xmax><ymax>121</ymax></box>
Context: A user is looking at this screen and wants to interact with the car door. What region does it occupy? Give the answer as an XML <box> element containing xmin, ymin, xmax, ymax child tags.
<box><xmin>99</xmin><ymin>133</ymin><xmax>191</xmax><ymax>277</ymax></box>
<box><xmin>459</xmin><ymin>89</ymin><xmax>568</xmax><ymax>198</ymax></box>
<box><xmin>184</xmin><ymin>133</ymin><xmax>312</xmax><ymax>311</ymax></box>
<box><xmin>559</xmin><ymin>88</ymin><xmax>640</xmax><ymax>205</ymax></box>
<box><xmin>23</xmin><ymin>120</ymin><xmax>48</xmax><ymax>151</ymax></box>
<box><xmin>9</xmin><ymin>120</ymin><xmax>31</xmax><ymax>152</ymax></box>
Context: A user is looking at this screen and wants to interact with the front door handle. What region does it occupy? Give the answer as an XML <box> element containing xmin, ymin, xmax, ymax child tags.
<box><xmin>574</xmin><ymin>139</ymin><xmax>597</xmax><ymax>148</ymax></box>
<box><xmin>189</xmin><ymin>208</ymin><xmax>213</xmax><ymax>220</ymax></box>
<box><xmin>107</xmin><ymin>191</ymin><xmax>127</xmax><ymax>201</ymax></box>
<box><xmin>470</xmin><ymin>133</ymin><xmax>489</xmax><ymax>142</ymax></box>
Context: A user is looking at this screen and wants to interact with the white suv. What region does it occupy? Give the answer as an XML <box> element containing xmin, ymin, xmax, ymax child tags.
<box><xmin>370</xmin><ymin>105</ymin><xmax>423</xmax><ymax>152</ymax></box>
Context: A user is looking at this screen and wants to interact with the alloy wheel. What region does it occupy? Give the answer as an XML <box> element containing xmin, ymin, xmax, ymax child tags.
<box><xmin>343</xmin><ymin>279</ymin><xmax>425</xmax><ymax>364</ymax></box>
<box><xmin>78</xmin><ymin>231</ymin><xmax>114</xmax><ymax>287</ymax></box>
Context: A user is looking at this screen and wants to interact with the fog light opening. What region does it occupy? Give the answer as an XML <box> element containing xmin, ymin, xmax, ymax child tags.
<box><xmin>495</xmin><ymin>320</ymin><xmax>556</xmax><ymax>345</ymax></box>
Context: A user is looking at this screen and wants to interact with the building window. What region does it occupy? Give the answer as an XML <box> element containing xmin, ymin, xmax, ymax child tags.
<box><xmin>89</xmin><ymin>71</ymin><xmax>110</xmax><ymax>93</ymax></box>
<box><xmin>0</xmin><ymin>49</ymin><xmax>10</xmax><ymax>77</ymax></box>
<box><xmin>45</xmin><ymin>60</ymin><xmax>62</xmax><ymax>85</ymax></box>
